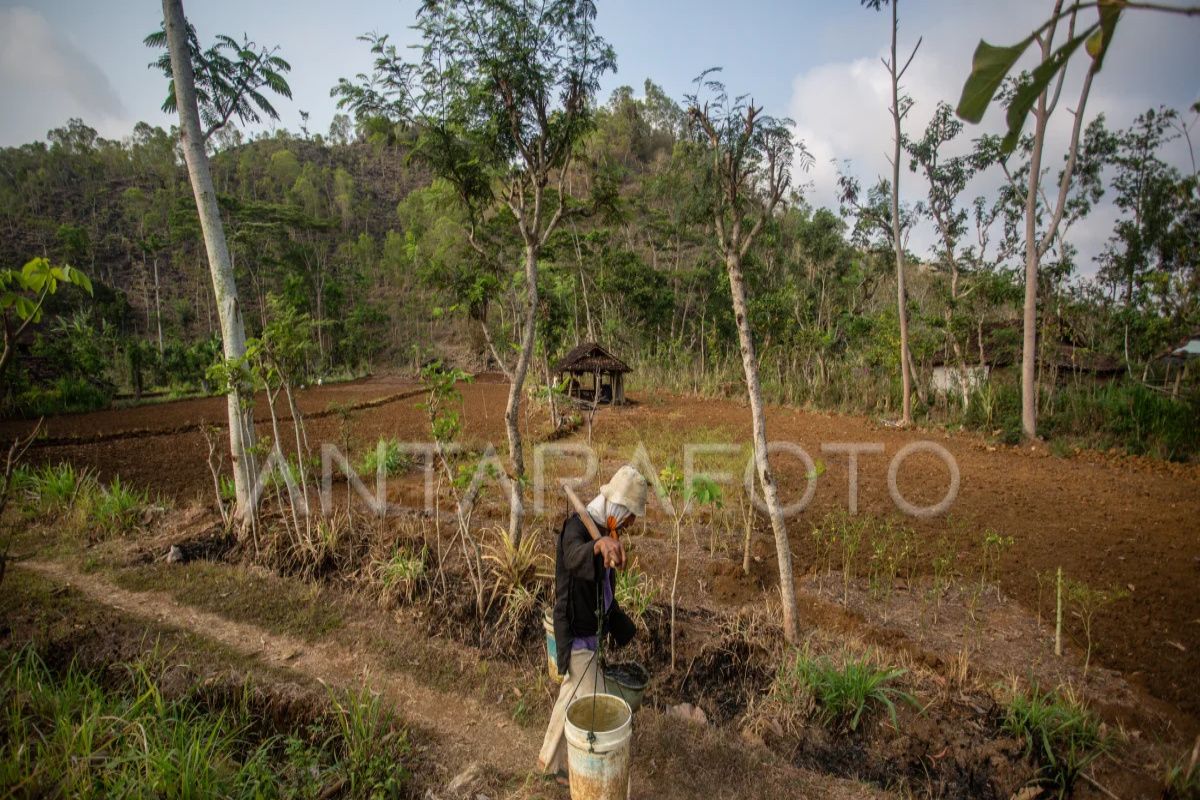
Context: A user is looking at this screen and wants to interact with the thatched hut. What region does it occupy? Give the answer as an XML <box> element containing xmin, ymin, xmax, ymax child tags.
<box><xmin>553</xmin><ymin>342</ymin><xmax>630</xmax><ymax>405</ymax></box>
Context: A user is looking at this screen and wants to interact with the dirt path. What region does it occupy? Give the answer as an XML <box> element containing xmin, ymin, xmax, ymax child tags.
<box><xmin>17</xmin><ymin>559</ymin><xmax>538</xmax><ymax>781</ymax></box>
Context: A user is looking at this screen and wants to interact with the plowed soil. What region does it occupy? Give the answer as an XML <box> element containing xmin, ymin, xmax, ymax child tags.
<box><xmin>5</xmin><ymin>374</ymin><xmax>1199</xmax><ymax>724</ymax></box>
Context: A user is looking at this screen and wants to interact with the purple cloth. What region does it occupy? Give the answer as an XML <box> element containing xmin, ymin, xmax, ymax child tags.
<box><xmin>571</xmin><ymin>567</ymin><xmax>614</xmax><ymax>652</ymax></box>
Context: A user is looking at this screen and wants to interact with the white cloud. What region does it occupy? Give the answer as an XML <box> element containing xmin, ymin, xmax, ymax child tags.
<box><xmin>786</xmin><ymin>2</ymin><xmax>1200</xmax><ymax>277</ymax></box>
<box><xmin>0</xmin><ymin>6</ymin><xmax>127</xmax><ymax>138</ymax></box>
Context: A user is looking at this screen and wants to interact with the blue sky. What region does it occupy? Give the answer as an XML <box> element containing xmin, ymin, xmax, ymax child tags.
<box><xmin>2</xmin><ymin>0</ymin><xmax>1198</xmax><ymax>269</ymax></box>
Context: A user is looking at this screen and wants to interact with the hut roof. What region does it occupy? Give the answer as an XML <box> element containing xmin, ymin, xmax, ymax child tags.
<box><xmin>1162</xmin><ymin>330</ymin><xmax>1200</xmax><ymax>361</ymax></box>
<box><xmin>930</xmin><ymin>320</ymin><xmax>1122</xmax><ymax>374</ymax></box>
<box><xmin>553</xmin><ymin>342</ymin><xmax>631</xmax><ymax>374</ymax></box>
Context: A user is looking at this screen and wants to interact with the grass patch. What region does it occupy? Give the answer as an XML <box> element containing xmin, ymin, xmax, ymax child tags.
<box><xmin>372</xmin><ymin>545</ymin><xmax>428</xmax><ymax>605</ymax></box>
<box><xmin>89</xmin><ymin>476</ymin><xmax>150</xmax><ymax>536</ymax></box>
<box><xmin>113</xmin><ymin>561</ymin><xmax>345</xmax><ymax>643</ymax></box>
<box><xmin>356</xmin><ymin>437</ymin><xmax>409</xmax><ymax>478</ymax></box>
<box><xmin>25</xmin><ymin>461</ymin><xmax>95</xmax><ymax>517</ymax></box>
<box><xmin>0</xmin><ymin>647</ymin><xmax>413</xmax><ymax>799</ymax></box>
<box><xmin>774</xmin><ymin>646</ymin><xmax>916</xmax><ymax>731</ymax></box>
<box><xmin>1002</xmin><ymin>684</ymin><xmax>1110</xmax><ymax>796</ymax></box>
<box><xmin>615</xmin><ymin>561</ymin><xmax>656</xmax><ymax>623</ymax></box>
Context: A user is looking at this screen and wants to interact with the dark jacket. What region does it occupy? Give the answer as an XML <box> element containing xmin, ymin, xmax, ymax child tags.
<box><xmin>553</xmin><ymin>513</ymin><xmax>635</xmax><ymax>676</ymax></box>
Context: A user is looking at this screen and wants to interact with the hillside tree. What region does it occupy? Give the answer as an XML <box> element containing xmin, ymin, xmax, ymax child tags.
<box><xmin>686</xmin><ymin>71</ymin><xmax>811</xmax><ymax>642</ymax></box>
<box><xmin>335</xmin><ymin>0</ymin><xmax>615</xmax><ymax>543</ymax></box>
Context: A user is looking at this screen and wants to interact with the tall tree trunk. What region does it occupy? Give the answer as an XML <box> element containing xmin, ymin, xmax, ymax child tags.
<box><xmin>505</xmin><ymin>243</ymin><xmax>538</xmax><ymax>545</ymax></box>
<box><xmin>725</xmin><ymin>248</ymin><xmax>797</xmax><ymax>643</ymax></box>
<box><xmin>1020</xmin><ymin>0</ymin><xmax>1095</xmax><ymax>440</ymax></box>
<box><xmin>1021</xmin><ymin>99</ymin><xmax>1048</xmax><ymax>439</ymax></box>
<box><xmin>889</xmin><ymin>0</ymin><xmax>914</xmax><ymax>427</ymax></box>
<box><xmin>162</xmin><ymin>0</ymin><xmax>256</xmax><ymax>521</ymax></box>
<box><xmin>152</xmin><ymin>255</ymin><xmax>164</xmax><ymax>355</ymax></box>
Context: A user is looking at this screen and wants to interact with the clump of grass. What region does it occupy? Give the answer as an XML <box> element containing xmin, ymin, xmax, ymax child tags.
<box><xmin>774</xmin><ymin>646</ymin><xmax>916</xmax><ymax>731</ymax></box>
<box><xmin>1003</xmin><ymin>684</ymin><xmax>1110</xmax><ymax>796</ymax></box>
<box><xmin>375</xmin><ymin>545</ymin><xmax>428</xmax><ymax>605</ymax></box>
<box><xmin>615</xmin><ymin>561</ymin><xmax>656</xmax><ymax>624</ymax></box>
<box><xmin>0</xmin><ymin>647</ymin><xmax>413</xmax><ymax>798</ymax></box>
<box><xmin>483</xmin><ymin>525</ymin><xmax>550</xmax><ymax>601</ymax></box>
<box><xmin>1163</xmin><ymin>737</ymin><xmax>1199</xmax><ymax>799</ymax></box>
<box><xmin>27</xmin><ymin>462</ymin><xmax>95</xmax><ymax>516</ymax></box>
<box><xmin>327</xmin><ymin>686</ymin><xmax>412</xmax><ymax>797</ymax></box>
<box><xmin>90</xmin><ymin>476</ymin><xmax>149</xmax><ymax>536</ymax></box>
<box><xmin>356</xmin><ymin>437</ymin><xmax>409</xmax><ymax>478</ymax></box>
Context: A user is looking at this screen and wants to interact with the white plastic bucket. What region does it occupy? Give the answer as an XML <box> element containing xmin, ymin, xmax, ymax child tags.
<box><xmin>543</xmin><ymin>607</ymin><xmax>563</xmax><ymax>683</ymax></box>
<box><xmin>564</xmin><ymin>693</ymin><xmax>632</xmax><ymax>800</ymax></box>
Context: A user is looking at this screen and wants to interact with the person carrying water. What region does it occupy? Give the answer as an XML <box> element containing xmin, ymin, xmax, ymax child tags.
<box><xmin>538</xmin><ymin>464</ymin><xmax>648</xmax><ymax>784</ymax></box>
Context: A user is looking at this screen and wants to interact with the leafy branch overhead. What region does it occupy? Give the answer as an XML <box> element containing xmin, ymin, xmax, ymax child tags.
<box><xmin>954</xmin><ymin>0</ymin><xmax>1136</xmax><ymax>153</ymax></box>
<box><xmin>146</xmin><ymin>24</ymin><xmax>293</xmax><ymax>143</ymax></box>
<box><xmin>1</xmin><ymin>258</ymin><xmax>93</xmax><ymax>378</ymax></box>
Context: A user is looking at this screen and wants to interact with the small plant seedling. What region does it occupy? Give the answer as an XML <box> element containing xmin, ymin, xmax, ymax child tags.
<box><xmin>1065</xmin><ymin>578</ymin><xmax>1130</xmax><ymax>677</ymax></box>
<box><xmin>980</xmin><ymin>529</ymin><xmax>1013</xmax><ymax>599</ymax></box>
<box><xmin>659</xmin><ymin>464</ymin><xmax>722</xmax><ymax>672</ymax></box>
<box><xmin>840</xmin><ymin>514</ymin><xmax>864</xmax><ymax>605</ymax></box>
<box><xmin>928</xmin><ymin>535</ymin><xmax>956</xmax><ymax>619</ymax></box>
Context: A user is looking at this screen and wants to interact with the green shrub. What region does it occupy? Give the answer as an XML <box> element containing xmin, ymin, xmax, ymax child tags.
<box><xmin>775</xmin><ymin>647</ymin><xmax>916</xmax><ymax>731</ymax></box>
<box><xmin>90</xmin><ymin>477</ymin><xmax>149</xmax><ymax>535</ymax></box>
<box><xmin>1003</xmin><ymin>684</ymin><xmax>1110</xmax><ymax>796</ymax></box>
<box><xmin>14</xmin><ymin>376</ymin><xmax>111</xmax><ymax>417</ymax></box>
<box><xmin>356</xmin><ymin>437</ymin><xmax>409</xmax><ymax>478</ymax></box>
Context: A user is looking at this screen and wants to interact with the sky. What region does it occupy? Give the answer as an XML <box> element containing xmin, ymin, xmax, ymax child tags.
<box><xmin>1</xmin><ymin>0</ymin><xmax>1198</xmax><ymax>272</ymax></box>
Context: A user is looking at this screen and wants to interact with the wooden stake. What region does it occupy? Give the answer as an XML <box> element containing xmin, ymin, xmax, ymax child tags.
<box><xmin>1055</xmin><ymin>566</ymin><xmax>1063</xmax><ymax>657</ymax></box>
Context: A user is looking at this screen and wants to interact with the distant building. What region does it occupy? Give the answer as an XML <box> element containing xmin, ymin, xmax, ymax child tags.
<box><xmin>552</xmin><ymin>342</ymin><xmax>631</xmax><ymax>405</ymax></box>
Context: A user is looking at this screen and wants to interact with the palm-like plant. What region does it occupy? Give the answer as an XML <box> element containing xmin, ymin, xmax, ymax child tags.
<box><xmin>145</xmin><ymin>25</ymin><xmax>292</xmax><ymax>142</ymax></box>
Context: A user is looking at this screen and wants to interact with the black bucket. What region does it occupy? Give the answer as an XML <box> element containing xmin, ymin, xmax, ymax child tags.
<box><xmin>604</xmin><ymin>661</ymin><xmax>649</xmax><ymax>712</ymax></box>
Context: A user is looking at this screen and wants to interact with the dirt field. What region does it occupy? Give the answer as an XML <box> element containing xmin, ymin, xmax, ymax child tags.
<box><xmin>6</xmin><ymin>374</ymin><xmax>1197</xmax><ymax>717</ymax></box>
<box><xmin>4</xmin><ymin>373</ymin><xmax>1199</xmax><ymax>796</ymax></box>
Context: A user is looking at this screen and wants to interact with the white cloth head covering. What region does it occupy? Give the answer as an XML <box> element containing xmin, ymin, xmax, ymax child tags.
<box><xmin>586</xmin><ymin>493</ymin><xmax>631</xmax><ymax>529</ymax></box>
<box><xmin>598</xmin><ymin>465</ymin><xmax>648</xmax><ymax>517</ymax></box>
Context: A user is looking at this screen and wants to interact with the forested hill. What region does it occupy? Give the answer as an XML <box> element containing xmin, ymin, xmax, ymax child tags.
<box><xmin>1</xmin><ymin>119</ymin><xmax>431</xmax><ymax>378</ymax></box>
<box><xmin>2</xmin><ymin>88</ymin><xmax>1197</xmax><ymax>458</ymax></box>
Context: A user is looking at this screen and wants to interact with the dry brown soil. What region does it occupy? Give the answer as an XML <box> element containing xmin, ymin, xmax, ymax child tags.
<box><xmin>4</xmin><ymin>374</ymin><xmax>1198</xmax><ymax>724</ymax></box>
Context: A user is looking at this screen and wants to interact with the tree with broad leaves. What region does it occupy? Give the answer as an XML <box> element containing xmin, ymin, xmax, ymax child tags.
<box><xmin>685</xmin><ymin>70</ymin><xmax>811</xmax><ymax>643</ymax></box>
<box><xmin>955</xmin><ymin>0</ymin><xmax>1199</xmax><ymax>438</ymax></box>
<box><xmin>1</xmin><ymin>258</ymin><xmax>92</xmax><ymax>381</ymax></box>
<box><xmin>955</xmin><ymin>0</ymin><xmax>1200</xmax><ymax>154</ymax></box>
<box><xmin>961</xmin><ymin>0</ymin><xmax>1101</xmax><ymax>440</ymax></box>
<box><xmin>1097</xmin><ymin>107</ymin><xmax>1198</xmax><ymax>368</ymax></box>
<box><xmin>333</xmin><ymin>0</ymin><xmax>616</xmax><ymax>545</ymax></box>
<box><xmin>148</xmin><ymin>0</ymin><xmax>292</xmax><ymax>523</ymax></box>
<box><xmin>906</xmin><ymin>101</ymin><xmax>1001</xmax><ymax>409</ymax></box>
